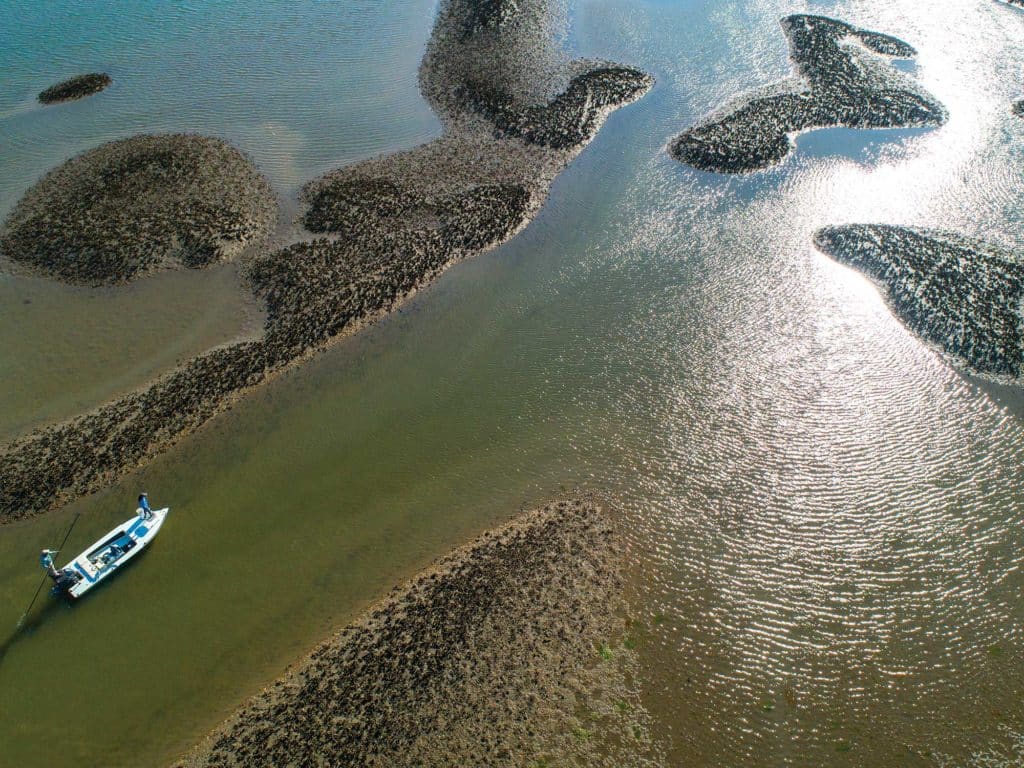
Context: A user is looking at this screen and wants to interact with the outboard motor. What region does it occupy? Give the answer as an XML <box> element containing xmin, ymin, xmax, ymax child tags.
<box><xmin>50</xmin><ymin>569</ymin><xmax>80</xmax><ymax>597</ymax></box>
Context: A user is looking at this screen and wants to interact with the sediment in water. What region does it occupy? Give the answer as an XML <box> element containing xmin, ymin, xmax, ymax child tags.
<box><xmin>178</xmin><ymin>496</ymin><xmax>662</xmax><ymax>768</ymax></box>
<box><xmin>0</xmin><ymin>134</ymin><xmax>277</xmax><ymax>285</ymax></box>
<box><xmin>669</xmin><ymin>14</ymin><xmax>946</xmax><ymax>173</ymax></box>
<box><xmin>814</xmin><ymin>225</ymin><xmax>1024</xmax><ymax>380</ymax></box>
<box><xmin>0</xmin><ymin>0</ymin><xmax>652</xmax><ymax>523</ymax></box>
<box><xmin>38</xmin><ymin>73</ymin><xmax>111</xmax><ymax>104</ymax></box>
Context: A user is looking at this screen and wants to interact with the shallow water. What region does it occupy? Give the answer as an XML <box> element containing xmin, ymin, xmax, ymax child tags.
<box><xmin>3</xmin><ymin>0</ymin><xmax>1024</xmax><ymax>765</ymax></box>
<box><xmin>0</xmin><ymin>265</ymin><xmax>253</xmax><ymax>441</ymax></box>
<box><xmin>0</xmin><ymin>0</ymin><xmax>441</xmax><ymax>431</ymax></box>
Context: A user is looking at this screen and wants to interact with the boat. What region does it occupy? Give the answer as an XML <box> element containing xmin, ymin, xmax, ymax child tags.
<box><xmin>51</xmin><ymin>508</ymin><xmax>169</xmax><ymax>599</ymax></box>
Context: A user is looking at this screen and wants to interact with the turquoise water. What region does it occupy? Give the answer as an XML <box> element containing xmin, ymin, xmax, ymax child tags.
<box><xmin>4</xmin><ymin>0</ymin><xmax>1024</xmax><ymax>766</ymax></box>
<box><xmin>0</xmin><ymin>0</ymin><xmax>440</xmax><ymax>211</ymax></box>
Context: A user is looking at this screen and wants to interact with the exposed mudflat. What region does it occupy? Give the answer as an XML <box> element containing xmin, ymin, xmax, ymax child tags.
<box><xmin>670</xmin><ymin>14</ymin><xmax>946</xmax><ymax>173</ymax></box>
<box><xmin>0</xmin><ymin>134</ymin><xmax>276</xmax><ymax>284</ymax></box>
<box><xmin>178</xmin><ymin>496</ymin><xmax>662</xmax><ymax>768</ymax></box>
<box><xmin>0</xmin><ymin>0</ymin><xmax>651</xmax><ymax>524</ymax></box>
<box><xmin>814</xmin><ymin>225</ymin><xmax>1024</xmax><ymax>380</ymax></box>
<box><xmin>38</xmin><ymin>72</ymin><xmax>111</xmax><ymax>104</ymax></box>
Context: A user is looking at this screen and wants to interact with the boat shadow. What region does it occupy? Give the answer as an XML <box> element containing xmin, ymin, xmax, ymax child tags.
<box><xmin>0</xmin><ymin>598</ymin><xmax>64</xmax><ymax>664</ymax></box>
<box><xmin>0</xmin><ymin>543</ymin><xmax>156</xmax><ymax>666</ymax></box>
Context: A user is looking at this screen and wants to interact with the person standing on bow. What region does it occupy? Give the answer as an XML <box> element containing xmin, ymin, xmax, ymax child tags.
<box><xmin>137</xmin><ymin>492</ymin><xmax>153</xmax><ymax>520</ymax></box>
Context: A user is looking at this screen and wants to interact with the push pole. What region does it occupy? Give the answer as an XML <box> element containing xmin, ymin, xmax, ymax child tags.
<box><xmin>15</xmin><ymin>512</ymin><xmax>81</xmax><ymax>631</ymax></box>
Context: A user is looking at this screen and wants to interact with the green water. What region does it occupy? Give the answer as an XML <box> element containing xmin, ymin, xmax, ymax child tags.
<box><xmin>0</xmin><ymin>265</ymin><xmax>253</xmax><ymax>441</ymax></box>
<box><xmin>4</xmin><ymin>0</ymin><xmax>1024</xmax><ymax>766</ymax></box>
<box><xmin>0</xmin><ymin>274</ymin><xmax>621</xmax><ymax>763</ymax></box>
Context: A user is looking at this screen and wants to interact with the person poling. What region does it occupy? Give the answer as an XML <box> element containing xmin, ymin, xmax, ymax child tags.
<box><xmin>39</xmin><ymin>547</ymin><xmax>79</xmax><ymax>593</ymax></box>
<box><xmin>15</xmin><ymin>511</ymin><xmax>81</xmax><ymax>629</ymax></box>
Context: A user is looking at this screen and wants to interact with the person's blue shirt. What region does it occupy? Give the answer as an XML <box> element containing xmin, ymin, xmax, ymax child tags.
<box><xmin>40</xmin><ymin>551</ymin><xmax>54</xmax><ymax>569</ymax></box>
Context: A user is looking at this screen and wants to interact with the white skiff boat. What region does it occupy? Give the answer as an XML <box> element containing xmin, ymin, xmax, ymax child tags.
<box><xmin>53</xmin><ymin>508</ymin><xmax>169</xmax><ymax>599</ymax></box>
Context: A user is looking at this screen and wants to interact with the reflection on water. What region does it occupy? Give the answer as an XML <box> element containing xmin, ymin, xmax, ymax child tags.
<box><xmin>2</xmin><ymin>0</ymin><xmax>1024</xmax><ymax>765</ymax></box>
<box><xmin>580</xmin><ymin>0</ymin><xmax>1024</xmax><ymax>762</ymax></box>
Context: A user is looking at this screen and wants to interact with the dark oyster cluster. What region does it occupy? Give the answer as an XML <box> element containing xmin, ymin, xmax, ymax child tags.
<box><xmin>457</xmin><ymin>0</ymin><xmax>522</xmax><ymax>40</ymax></box>
<box><xmin>814</xmin><ymin>225</ymin><xmax>1024</xmax><ymax>379</ymax></box>
<box><xmin>0</xmin><ymin>134</ymin><xmax>276</xmax><ymax>284</ymax></box>
<box><xmin>460</xmin><ymin>65</ymin><xmax>654</xmax><ymax>149</ymax></box>
<box><xmin>670</xmin><ymin>15</ymin><xmax>947</xmax><ymax>173</ymax></box>
<box><xmin>0</xmin><ymin>341</ymin><xmax>272</xmax><ymax>521</ymax></box>
<box><xmin>38</xmin><ymin>73</ymin><xmax>111</xmax><ymax>104</ymax></box>
<box><xmin>259</xmin><ymin>184</ymin><xmax>531</xmax><ymax>354</ymax></box>
<box><xmin>179</xmin><ymin>498</ymin><xmax>656</xmax><ymax>768</ymax></box>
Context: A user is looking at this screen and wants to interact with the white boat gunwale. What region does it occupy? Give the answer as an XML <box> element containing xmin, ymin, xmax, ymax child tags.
<box><xmin>57</xmin><ymin>507</ymin><xmax>169</xmax><ymax>599</ymax></box>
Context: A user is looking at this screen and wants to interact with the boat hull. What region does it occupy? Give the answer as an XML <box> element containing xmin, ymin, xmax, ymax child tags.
<box><xmin>58</xmin><ymin>508</ymin><xmax>169</xmax><ymax>599</ymax></box>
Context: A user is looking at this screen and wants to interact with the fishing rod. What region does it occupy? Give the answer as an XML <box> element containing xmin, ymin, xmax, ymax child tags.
<box><xmin>16</xmin><ymin>512</ymin><xmax>81</xmax><ymax>631</ymax></box>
